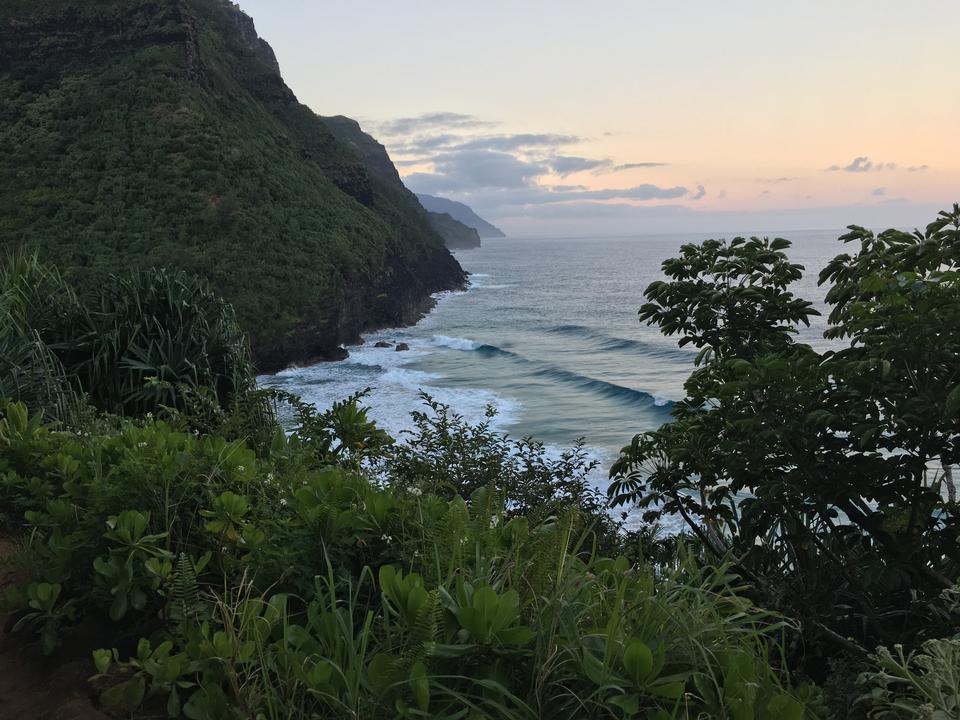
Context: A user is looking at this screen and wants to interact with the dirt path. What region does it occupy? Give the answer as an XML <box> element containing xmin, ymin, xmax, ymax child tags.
<box><xmin>0</xmin><ymin>537</ymin><xmax>110</xmax><ymax>720</ymax></box>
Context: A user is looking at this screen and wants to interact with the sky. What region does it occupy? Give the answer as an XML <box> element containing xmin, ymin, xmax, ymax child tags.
<box><xmin>239</xmin><ymin>0</ymin><xmax>959</xmax><ymax>236</ymax></box>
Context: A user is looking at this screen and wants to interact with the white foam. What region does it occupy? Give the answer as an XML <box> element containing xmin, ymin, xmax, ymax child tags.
<box><xmin>431</xmin><ymin>334</ymin><xmax>480</xmax><ymax>351</ymax></box>
<box><xmin>653</xmin><ymin>394</ymin><xmax>672</xmax><ymax>407</ymax></box>
<box><xmin>380</xmin><ymin>366</ymin><xmax>443</xmax><ymax>389</ymax></box>
<box><xmin>261</xmin><ymin>338</ymin><xmax>520</xmax><ymax>442</ymax></box>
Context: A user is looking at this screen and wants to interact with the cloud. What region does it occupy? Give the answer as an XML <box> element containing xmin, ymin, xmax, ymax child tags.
<box><xmin>613</xmin><ymin>162</ymin><xmax>670</xmax><ymax>171</ymax></box>
<box><xmin>373</xmin><ymin>112</ymin><xmax>496</xmax><ymax>136</ymax></box>
<box><xmin>547</xmin><ymin>156</ymin><xmax>612</xmax><ymax>176</ymax></box>
<box><xmin>390</xmin><ymin>131</ymin><xmax>581</xmax><ymax>158</ymax></box>
<box><xmin>404</xmin><ymin>150</ymin><xmax>549</xmax><ymax>193</ymax></box>
<box><xmin>455</xmin><ymin>133</ymin><xmax>580</xmax><ymax>152</ymax></box>
<box><xmin>717</xmin><ymin>190</ymin><xmax>728</xmax><ymax>199</ymax></box>
<box><xmin>391</xmin><ymin>134</ymin><xmax>464</xmax><ymax>155</ymax></box>
<box><xmin>757</xmin><ymin>176</ymin><xmax>798</xmax><ymax>183</ymax></box>
<box><xmin>907</xmin><ymin>165</ymin><xmax>930</xmax><ymax>172</ymax></box>
<box><xmin>826</xmin><ymin>156</ymin><xmax>897</xmax><ymax>173</ymax></box>
<box><xmin>871</xmin><ymin>187</ymin><xmax>887</xmax><ymax>197</ymax></box>
<box><xmin>378</xmin><ymin>111</ymin><xmax>703</xmax><ymax>218</ymax></box>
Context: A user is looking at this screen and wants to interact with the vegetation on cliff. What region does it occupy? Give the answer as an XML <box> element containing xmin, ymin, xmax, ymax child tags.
<box><xmin>0</xmin><ymin>0</ymin><xmax>465</xmax><ymax>371</ymax></box>
<box><xmin>417</xmin><ymin>194</ymin><xmax>507</xmax><ymax>239</ymax></box>
<box><xmin>426</xmin><ymin>212</ymin><xmax>482</xmax><ymax>249</ymax></box>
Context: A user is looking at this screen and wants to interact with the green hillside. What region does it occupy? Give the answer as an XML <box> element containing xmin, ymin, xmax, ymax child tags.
<box><xmin>426</xmin><ymin>211</ymin><xmax>482</xmax><ymax>249</ymax></box>
<box><xmin>0</xmin><ymin>0</ymin><xmax>465</xmax><ymax>371</ymax></box>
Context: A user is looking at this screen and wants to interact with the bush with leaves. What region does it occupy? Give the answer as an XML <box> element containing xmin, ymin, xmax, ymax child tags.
<box><xmin>609</xmin><ymin>206</ymin><xmax>960</xmax><ymax>671</ymax></box>
<box><xmin>379</xmin><ymin>392</ymin><xmax>625</xmax><ymax>552</ymax></box>
<box><xmin>0</xmin><ymin>395</ymin><xmax>815</xmax><ymax>719</ymax></box>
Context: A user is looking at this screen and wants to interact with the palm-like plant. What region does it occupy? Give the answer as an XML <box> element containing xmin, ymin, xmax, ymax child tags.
<box><xmin>0</xmin><ymin>253</ymin><xmax>86</xmax><ymax>424</ymax></box>
<box><xmin>83</xmin><ymin>268</ymin><xmax>257</xmax><ymax>416</ymax></box>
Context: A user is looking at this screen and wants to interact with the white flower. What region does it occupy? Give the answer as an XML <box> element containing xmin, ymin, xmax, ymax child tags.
<box><xmin>279</xmin><ymin>498</ymin><xmax>288</xmax><ymax>507</ymax></box>
<box><xmin>381</xmin><ymin>534</ymin><xmax>393</xmax><ymax>544</ymax></box>
<box><xmin>490</xmin><ymin>515</ymin><xmax>500</xmax><ymax>528</ymax></box>
<box><xmin>409</xmin><ymin>487</ymin><xmax>422</xmax><ymax>497</ymax></box>
<box><xmin>146</xmin><ymin>412</ymin><xmax>153</xmax><ymax>419</ymax></box>
<box><xmin>137</xmin><ymin>442</ymin><xmax>148</xmax><ymax>448</ymax></box>
<box><xmin>266</xmin><ymin>473</ymin><xmax>275</xmax><ymax>482</ymax></box>
<box><xmin>236</xmin><ymin>466</ymin><xmax>246</xmax><ymax>472</ymax></box>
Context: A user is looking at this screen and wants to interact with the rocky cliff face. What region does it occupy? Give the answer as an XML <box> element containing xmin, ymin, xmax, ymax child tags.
<box><xmin>0</xmin><ymin>0</ymin><xmax>466</xmax><ymax>371</ymax></box>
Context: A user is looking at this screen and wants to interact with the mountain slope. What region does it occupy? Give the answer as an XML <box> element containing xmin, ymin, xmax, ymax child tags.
<box><xmin>0</xmin><ymin>0</ymin><xmax>465</xmax><ymax>371</ymax></box>
<box><xmin>426</xmin><ymin>212</ymin><xmax>482</xmax><ymax>249</ymax></box>
<box><xmin>416</xmin><ymin>194</ymin><xmax>506</xmax><ymax>238</ymax></box>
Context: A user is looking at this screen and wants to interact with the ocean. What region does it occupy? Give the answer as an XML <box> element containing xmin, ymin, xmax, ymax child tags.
<box><xmin>260</xmin><ymin>230</ymin><xmax>846</xmax><ymax>528</ymax></box>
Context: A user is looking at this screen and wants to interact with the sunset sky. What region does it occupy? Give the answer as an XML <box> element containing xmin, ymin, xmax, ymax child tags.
<box><xmin>240</xmin><ymin>0</ymin><xmax>958</xmax><ymax>236</ymax></box>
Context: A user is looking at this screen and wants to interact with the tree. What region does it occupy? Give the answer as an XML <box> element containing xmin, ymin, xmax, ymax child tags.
<box><xmin>609</xmin><ymin>206</ymin><xmax>960</xmax><ymax>659</ymax></box>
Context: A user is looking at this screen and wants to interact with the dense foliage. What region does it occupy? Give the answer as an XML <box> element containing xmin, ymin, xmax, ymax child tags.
<box><xmin>0</xmin><ymin>0</ymin><xmax>463</xmax><ymax>369</ymax></box>
<box><xmin>3</xmin><ymin>207</ymin><xmax>960</xmax><ymax>718</ymax></box>
<box><xmin>609</xmin><ymin>206</ymin><xmax>960</xmax><ymax>701</ymax></box>
<box><xmin>0</xmin><ymin>250</ymin><xmax>820</xmax><ymax>718</ymax></box>
<box><xmin>1</xmin><ymin>253</ymin><xmax>257</xmax><ymax>423</ymax></box>
<box><xmin>0</xmin><ymin>398</ymin><xmax>815</xmax><ymax>719</ymax></box>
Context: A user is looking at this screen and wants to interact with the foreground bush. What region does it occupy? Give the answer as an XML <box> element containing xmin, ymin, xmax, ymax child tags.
<box><xmin>609</xmin><ymin>206</ymin><xmax>960</xmax><ymax>673</ymax></box>
<box><xmin>0</xmin><ymin>399</ymin><xmax>813</xmax><ymax>719</ymax></box>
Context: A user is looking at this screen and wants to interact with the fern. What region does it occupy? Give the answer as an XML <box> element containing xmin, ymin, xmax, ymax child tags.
<box><xmin>167</xmin><ymin>552</ymin><xmax>206</xmax><ymax>635</ymax></box>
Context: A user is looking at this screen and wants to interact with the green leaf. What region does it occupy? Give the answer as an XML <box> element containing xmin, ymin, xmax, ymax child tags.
<box><xmin>409</xmin><ymin>661</ymin><xmax>430</xmax><ymax>712</ymax></box>
<box><xmin>766</xmin><ymin>693</ymin><xmax>804</xmax><ymax>720</ymax></box>
<box><xmin>648</xmin><ymin>676</ymin><xmax>686</xmax><ymax>700</ymax></box>
<box><xmin>109</xmin><ymin>593</ymin><xmax>128</xmax><ymax>622</ymax></box>
<box><xmin>167</xmin><ymin>688</ymin><xmax>182</xmax><ymax>718</ymax></box>
<box><xmin>101</xmin><ymin>676</ymin><xmax>146</xmax><ymax>710</ymax></box>
<box><xmin>93</xmin><ymin>648</ymin><xmax>113</xmax><ymax>675</ymax></box>
<box><xmin>623</xmin><ymin>639</ymin><xmax>654</xmax><ymax>686</ymax></box>
<box><xmin>608</xmin><ymin>693</ymin><xmax>640</xmax><ymax>716</ymax></box>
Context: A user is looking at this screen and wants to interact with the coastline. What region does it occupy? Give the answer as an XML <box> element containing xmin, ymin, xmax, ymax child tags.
<box><xmin>256</xmin><ymin>272</ymin><xmax>472</xmax><ymax>377</ymax></box>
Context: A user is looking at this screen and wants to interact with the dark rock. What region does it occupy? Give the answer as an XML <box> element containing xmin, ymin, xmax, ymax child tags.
<box><xmin>395</xmin><ymin>343</ymin><xmax>410</xmax><ymax>352</ymax></box>
<box><xmin>374</xmin><ymin>341</ymin><xmax>392</xmax><ymax>348</ymax></box>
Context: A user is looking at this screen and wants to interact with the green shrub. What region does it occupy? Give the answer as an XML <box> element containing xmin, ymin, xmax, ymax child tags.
<box><xmin>0</xmin><ymin>399</ymin><xmax>813</xmax><ymax>718</ymax></box>
<box><xmin>609</xmin><ymin>206</ymin><xmax>960</xmax><ymax>665</ymax></box>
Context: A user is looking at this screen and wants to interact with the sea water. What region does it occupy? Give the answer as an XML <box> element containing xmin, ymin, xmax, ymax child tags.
<box><xmin>260</xmin><ymin>230</ymin><xmax>845</xmax><ymax>529</ymax></box>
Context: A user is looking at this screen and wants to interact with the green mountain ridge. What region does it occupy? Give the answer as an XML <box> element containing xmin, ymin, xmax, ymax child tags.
<box><xmin>425</xmin><ymin>211</ymin><xmax>482</xmax><ymax>249</ymax></box>
<box><xmin>0</xmin><ymin>0</ymin><xmax>466</xmax><ymax>372</ymax></box>
<box><xmin>416</xmin><ymin>193</ymin><xmax>506</xmax><ymax>238</ymax></box>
